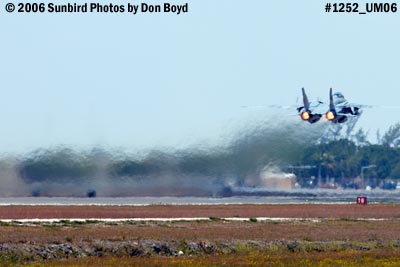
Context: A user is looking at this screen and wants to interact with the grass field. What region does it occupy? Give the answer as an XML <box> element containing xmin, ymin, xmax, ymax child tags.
<box><xmin>1</xmin><ymin>204</ymin><xmax>400</xmax><ymax>266</ymax></box>
<box><xmin>5</xmin><ymin>249</ymin><xmax>400</xmax><ymax>267</ymax></box>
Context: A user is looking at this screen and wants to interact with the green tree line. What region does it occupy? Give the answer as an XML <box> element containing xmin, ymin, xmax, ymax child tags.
<box><xmin>14</xmin><ymin>122</ymin><xmax>400</xmax><ymax>190</ymax></box>
<box><xmin>295</xmin><ymin>123</ymin><xmax>400</xmax><ymax>188</ymax></box>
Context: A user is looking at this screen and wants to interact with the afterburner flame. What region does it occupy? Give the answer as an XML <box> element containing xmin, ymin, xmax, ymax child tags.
<box><xmin>300</xmin><ymin>111</ymin><xmax>310</xmax><ymax>121</ymax></box>
<box><xmin>325</xmin><ymin>111</ymin><xmax>335</xmax><ymax>120</ymax></box>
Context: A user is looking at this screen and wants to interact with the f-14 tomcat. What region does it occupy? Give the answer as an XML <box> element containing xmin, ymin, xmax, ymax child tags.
<box><xmin>298</xmin><ymin>88</ymin><xmax>362</xmax><ymax>124</ymax></box>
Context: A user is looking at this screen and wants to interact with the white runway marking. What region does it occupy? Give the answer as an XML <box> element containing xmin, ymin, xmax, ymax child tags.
<box><xmin>0</xmin><ymin>217</ymin><xmax>391</xmax><ymax>223</ymax></box>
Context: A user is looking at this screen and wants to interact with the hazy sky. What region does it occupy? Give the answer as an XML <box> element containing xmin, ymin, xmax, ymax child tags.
<box><xmin>1</xmin><ymin>1</ymin><xmax>399</xmax><ymax>153</ymax></box>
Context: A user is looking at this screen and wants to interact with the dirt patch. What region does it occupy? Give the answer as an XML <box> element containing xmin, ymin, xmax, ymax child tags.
<box><xmin>0</xmin><ymin>204</ymin><xmax>399</xmax><ymax>219</ymax></box>
<box><xmin>0</xmin><ymin>220</ymin><xmax>400</xmax><ymax>243</ymax></box>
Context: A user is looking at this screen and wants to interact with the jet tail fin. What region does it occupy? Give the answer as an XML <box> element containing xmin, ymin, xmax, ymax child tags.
<box><xmin>302</xmin><ymin>87</ymin><xmax>310</xmax><ymax>111</ymax></box>
<box><xmin>329</xmin><ymin>87</ymin><xmax>335</xmax><ymax>112</ymax></box>
<box><xmin>325</xmin><ymin>87</ymin><xmax>337</xmax><ymax>122</ymax></box>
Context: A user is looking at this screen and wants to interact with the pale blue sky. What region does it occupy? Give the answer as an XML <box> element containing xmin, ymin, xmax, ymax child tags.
<box><xmin>1</xmin><ymin>1</ymin><xmax>399</xmax><ymax>152</ymax></box>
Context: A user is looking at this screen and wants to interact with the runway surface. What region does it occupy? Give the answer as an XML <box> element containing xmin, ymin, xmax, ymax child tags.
<box><xmin>1</xmin><ymin>189</ymin><xmax>400</xmax><ymax>205</ymax></box>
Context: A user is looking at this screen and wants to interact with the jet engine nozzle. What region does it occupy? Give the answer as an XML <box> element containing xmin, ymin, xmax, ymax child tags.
<box><xmin>325</xmin><ymin>111</ymin><xmax>335</xmax><ymax>121</ymax></box>
<box><xmin>301</xmin><ymin>111</ymin><xmax>310</xmax><ymax>121</ymax></box>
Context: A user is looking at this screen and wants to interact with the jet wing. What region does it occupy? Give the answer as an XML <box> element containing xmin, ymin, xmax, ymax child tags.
<box><xmin>335</xmin><ymin>101</ymin><xmax>361</xmax><ymax>108</ymax></box>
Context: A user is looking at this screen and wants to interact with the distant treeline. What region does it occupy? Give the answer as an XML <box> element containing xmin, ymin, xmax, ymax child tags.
<box><xmin>15</xmin><ymin>122</ymin><xmax>313</xmax><ymax>187</ymax></box>
<box><xmin>4</xmin><ymin>121</ymin><xmax>400</xmax><ymax>193</ymax></box>
<box><xmin>16</xmin><ymin>139</ymin><xmax>400</xmax><ymax>188</ymax></box>
<box><xmin>304</xmin><ymin>122</ymin><xmax>400</xmax><ymax>188</ymax></box>
<box><xmin>296</xmin><ymin>139</ymin><xmax>400</xmax><ymax>188</ymax></box>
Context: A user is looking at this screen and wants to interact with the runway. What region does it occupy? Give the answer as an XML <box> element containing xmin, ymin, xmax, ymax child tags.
<box><xmin>1</xmin><ymin>189</ymin><xmax>400</xmax><ymax>205</ymax></box>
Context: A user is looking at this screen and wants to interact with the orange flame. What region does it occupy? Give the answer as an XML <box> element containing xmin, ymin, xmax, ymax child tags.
<box><xmin>326</xmin><ymin>111</ymin><xmax>335</xmax><ymax>121</ymax></box>
<box><xmin>301</xmin><ymin>111</ymin><xmax>310</xmax><ymax>121</ymax></box>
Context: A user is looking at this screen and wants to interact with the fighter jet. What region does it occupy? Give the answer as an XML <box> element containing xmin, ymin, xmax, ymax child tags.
<box><xmin>298</xmin><ymin>88</ymin><xmax>362</xmax><ymax>124</ymax></box>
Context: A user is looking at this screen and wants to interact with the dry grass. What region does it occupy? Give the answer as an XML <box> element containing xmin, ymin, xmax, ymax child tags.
<box><xmin>1</xmin><ymin>220</ymin><xmax>400</xmax><ymax>243</ymax></box>
<box><xmin>2</xmin><ymin>204</ymin><xmax>400</xmax><ymax>266</ymax></box>
<box><xmin>14</xmin><ymin>249</ymin><xmax>400</xmax><ymax>267</ymax></box>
